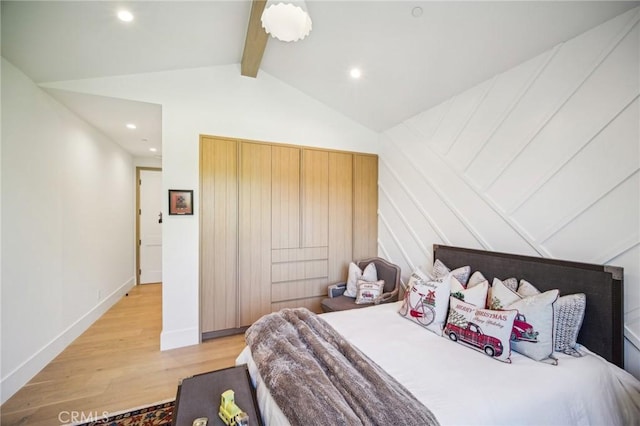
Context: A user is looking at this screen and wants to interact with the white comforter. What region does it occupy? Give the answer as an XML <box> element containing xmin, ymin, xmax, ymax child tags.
<box><xmin>237</xmin><ymin>301</ymin><xmax>640</xmax><ymax>426</ymax></box>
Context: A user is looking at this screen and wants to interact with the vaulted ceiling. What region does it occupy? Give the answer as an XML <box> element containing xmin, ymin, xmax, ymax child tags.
<box><xmin>2</xmin><ymin>1</ymin><xmax>637</xmax><ymax>157</ymax></box>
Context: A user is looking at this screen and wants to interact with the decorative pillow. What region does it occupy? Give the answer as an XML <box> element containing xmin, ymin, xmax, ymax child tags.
<box><xmin>518</xmin><ymin>279</ymin><xmax>541</xmax><ymax>297</ymax></box>
<box><xmin>405</xmin><ymin>267</ymin><xmax>432</xmax><ymax>292</ymax></box>
<box><xmin>513</xmin><ymin>279</ymin><xmax>586</xmax><ymax>357</ymax></box>
<box><xmin>444</xmin><ymin>297</ymin><xmax>517</xmax><ymax>363</ymax></box>
<box><xmin>344</xmin><ymin>262</ymin><xmax>377</xmax><ymax>298</ymax></box>
<box><xmin>355</xmin><ymin>279</ymin><xmax>385</xmax><ymax>304</ymax></box>
<box><xmin>502</xmin><ymin>277</ymin><xmax>519</xmax><ymax>292</ymax></box>
<box><xmin>488</xmin><ymin>278</ymin><xmax>521</xmax><ymax>310</ymax></box>
<box><xmin>467</xmin><ymin>271</ymin><xmax>487</xmax><ymax>288</ymax></box>
<box><xmin>450</xmin><ymin>276</ymin><xmax>489</xmax><ymax>307</ymax></box>
<box><xmin>398</xmin><ymin>274</ymin><xmax>452</xmax><ymax>336</ymax></box>
<box><xmin>554</xmin><ymin>293</ymin><xmax>587</xmax><ymax>357</ymax></box>
<box><xmin>432</xmin><ymin>259</ymin><xmax>471</xmax><ymax>286</ymax></box>
<box><xmin>507</xmin><ymin>289</ymin><xmax>560</xmax><ymax>364</ymax></box>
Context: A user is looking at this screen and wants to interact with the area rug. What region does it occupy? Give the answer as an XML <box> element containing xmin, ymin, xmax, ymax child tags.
<box><xmin>74</xmin><ymin>399</ymin><xmax>174</xmax><ymax>426</ymax></box>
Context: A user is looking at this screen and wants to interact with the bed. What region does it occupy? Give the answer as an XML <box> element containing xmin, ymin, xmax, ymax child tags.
<box><xmin>236</xmin><ymin>245</ymin><xmax>640</xmax><ymax>425</ymax></box>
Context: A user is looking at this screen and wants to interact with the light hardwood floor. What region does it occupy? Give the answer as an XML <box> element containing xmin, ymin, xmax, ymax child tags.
<box><xmin>1</xmin><ymin>283</ymin><xmax>245</xmax><ymax>426</ymax></box>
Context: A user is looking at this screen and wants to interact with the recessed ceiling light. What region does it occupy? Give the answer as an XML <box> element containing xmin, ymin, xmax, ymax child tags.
<box><xmin>411</xmin><ymin>7</ymin><xmax>423</xmax><ymax>18</ymax></box>
<box><xmin>126</xmin><ymin>123</ymin><xmax>137</xmax><ymax>129</ymax></box>
<box><xmin>149</xmin><ymin>147</ymin><xmax>157</xmax><ymax>152</ymax></box>
<box><xmin>350</xmin><ymin>68</ymin><xmax>362</xmax><ymax>79</ymax></box>
<box><xmin>118</xmin><ymin>10</ymin><xmax>134</xmax><ymax>22</ymax></box>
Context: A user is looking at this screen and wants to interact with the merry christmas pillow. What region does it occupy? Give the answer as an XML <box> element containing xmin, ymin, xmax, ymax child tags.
<box><xmin>444</xmin><ymin>298</ymin><xmax>517</xmax><ymax>363</ymax></box>
<box><xmin>399</xmin><ymin>274</ymin><xmax>452</xmax><ymax>336</ymax></box>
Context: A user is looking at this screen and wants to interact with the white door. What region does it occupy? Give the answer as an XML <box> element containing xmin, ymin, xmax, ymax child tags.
<box><xmin>139</xmin><ymin>169</ymin><xmax>162</xmax><ymax>284</ymax></box>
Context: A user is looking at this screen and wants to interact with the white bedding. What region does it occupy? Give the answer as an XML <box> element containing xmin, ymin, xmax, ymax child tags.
<box><xmin>236</xmin><ymin>302</ymin><xmax>640</xmax><ymax>425</ymax></box>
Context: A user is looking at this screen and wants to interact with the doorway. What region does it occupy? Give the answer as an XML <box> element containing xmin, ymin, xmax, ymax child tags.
<box><xmin>136</xmin><ymin>167</ymin><xmax>162</xmax><ymax>284</ymax></box>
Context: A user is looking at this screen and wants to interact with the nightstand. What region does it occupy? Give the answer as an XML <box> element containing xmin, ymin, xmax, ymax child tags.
<box><xmin>173</xmin><ymin>365</ymin><xmax>262</xmax><ymax>426</ymax></box>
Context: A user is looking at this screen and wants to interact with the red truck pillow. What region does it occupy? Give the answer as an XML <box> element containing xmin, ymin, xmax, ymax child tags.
<box><xmin>444</xmin><ymin>297</ymin><xmax>517</xmax><ymax>363</ymax></box>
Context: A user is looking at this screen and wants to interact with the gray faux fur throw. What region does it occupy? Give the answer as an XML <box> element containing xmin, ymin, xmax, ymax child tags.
<box><xmin>245</xmin><ymin>308</ymin><xmax>440</xmax><ymax>426</ymax></box>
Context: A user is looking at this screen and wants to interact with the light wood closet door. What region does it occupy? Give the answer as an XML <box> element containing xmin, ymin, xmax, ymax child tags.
<box><xmin>200</xmin><ymin>135</ymin><xmax>379</xmax><ymax>335</ymax></box>
<box><xmin>328</xmin><ymin>152</ymin><xmax>353</xmax><ymax>283</ymax></box>
<box><xmin>271</xmin><ymin>146</ymin><xmax>300</xmax><ymax>249</ymax></box>
<box><xmin>353</xmin><ymin>154</ymin><xmax>378</xmax><ymax>260</ymax></box>
<box><xmin>271</xmin><ymin>148</ymin><xmax>330</xmax><ymax>312</ymax></box>
<box><xmin>200</xmin><ymin>137</ymin><xmax>238</xmax><ymax>333</ymax></box>
<box><xmin>238</xmin><ymin>142</ymin><xmax>272</xmax><ymax>326</ymax></box>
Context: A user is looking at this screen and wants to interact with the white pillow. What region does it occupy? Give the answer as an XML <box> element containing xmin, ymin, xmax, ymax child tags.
<box><xmin>450</xmin><ymin>276</ymin><xmax>489</xmax><ymax>307</ymax></box>
<box><xmin>432</xmin><ymin>259</ymin><xmax>471</xmax><ymax>286</ymax></box>
<box><xmin>344</xmin><ymin>262</ymin><xmax>377</xmax><ymax>298</ymax></box>
<box><xmin>467</xmin><ymin>271</ymin><xmax>487</xmax><ymax>288</ymax></box>
<box><xmin>488</xmin><ymin>278</ymin><xmax>521</xmax><ymax>310</ymax></box>
<box><xmin>517</xmin><ymin>279</ymin><xmax>541</xmax><ymax>297</ymax></box>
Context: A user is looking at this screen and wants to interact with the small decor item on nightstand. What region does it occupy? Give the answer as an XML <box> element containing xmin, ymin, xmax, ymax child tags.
<box><xmin>192</xmin><ymin>418</ymin><xmax>208</xmax><ymax>426</ymax></box>
<box><xmin>219</xmin><ymin>389</ymin><xmax>249</xmax><ymax>426</ymax></box>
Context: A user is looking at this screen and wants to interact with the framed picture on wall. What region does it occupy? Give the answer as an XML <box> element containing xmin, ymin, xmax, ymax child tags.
<box><xmin>168</xmin><ymin>189</ymin><xmax>193</xmax><ymax>215</ymax></box>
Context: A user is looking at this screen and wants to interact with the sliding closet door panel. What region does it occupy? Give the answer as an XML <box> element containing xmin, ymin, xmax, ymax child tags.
<box><xmin>239</xmin><ymin>142</ymin><xmax>272</xmax><ymax>326</ymax></box>
<box><xmin>302</xmin><ymin>149</ymin><xmax>329</xmax><ymax>248</ymax></box>
<box><xmin>328</xmin><ymin>152</ymin><xmax>353</xmax><ymax>283</ymax></box>
<box><xmin>353</xmin><ymin>154</ymin><xmax>378</xmax><ymax>260</ymax></box>
<box><xmin>272</xmin><ymin>146</ymin><xmax>300</xmax><ymax>249</ymax></box>
<box><xmin>200</xmin><ymin>137</ymin><xmax>238</xmax><ymax>333</ymax></box>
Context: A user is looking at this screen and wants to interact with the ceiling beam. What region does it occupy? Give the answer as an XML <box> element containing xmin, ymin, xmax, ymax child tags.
<box><xmin>241</xmin><ymin>0</ymin><xmax>268</xmax><ymax>78</ymax></box>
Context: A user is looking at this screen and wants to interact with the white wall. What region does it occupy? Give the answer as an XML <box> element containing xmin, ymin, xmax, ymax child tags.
<box><xmin>42</xmin><ymin>64</ymin><xmax>380</xmax><ymax>351</ymax></box>
<box><xmin>378</xmin><ymin>7</ymin><xmax>640</xmax><ymax>377</ymax></box>
<box><xmin>0</xmin><ymin>59</ymin><xmax>136</xmax><ymax>403</ymax></box>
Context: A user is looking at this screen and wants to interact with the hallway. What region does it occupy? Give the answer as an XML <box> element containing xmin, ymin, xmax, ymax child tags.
<box><xmin>1</xmin><ymin>284</ymin><xmax>245</xmax><ymax>426</ymax></box>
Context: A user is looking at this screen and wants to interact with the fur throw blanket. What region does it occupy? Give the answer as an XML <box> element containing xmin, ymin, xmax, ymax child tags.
<box><xmin>245</xmin><ymin>308</ymin><xmax>440</xmax><ymax>426</ymax></box>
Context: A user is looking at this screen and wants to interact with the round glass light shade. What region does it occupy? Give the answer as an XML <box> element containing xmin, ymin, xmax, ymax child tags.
<box><xmin>261</xmin><ymin>2</ymin><xmax>312</xmax><ymax>42</ymax></box>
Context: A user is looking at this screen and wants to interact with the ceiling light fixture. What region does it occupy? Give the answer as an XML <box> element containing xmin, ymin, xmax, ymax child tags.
<box><xmin>261</xmin><ymin>0</ymin><xmax>312</xmax><ymax>42</ymax></box>
<box><xmin>350</xmin><ymin>68</ymin><xmax>362</xmax><ymax>79</ymax></box>
<box><xmin>149</xmin><ymin>147</ymin><xmax>157</xmax><ymax>152</ymax></box>
<box><xmin>126</xmin><ymin>123</ymin><xmax>137</xmax><ymax>129</ymax></box>
<box><xmin>117</xmin><ymin>10</ymin><xmax>134</xmax><ymax>22</ymax></box>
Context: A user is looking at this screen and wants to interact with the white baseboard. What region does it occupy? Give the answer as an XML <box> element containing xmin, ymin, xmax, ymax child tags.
<box><xmin>160</xmin><ymin>327</ymin><xmax>199</xmax><ymax>351</ymax></box>
<box><xmin>0</xmin><ymin>277</ymin><xmax>136</xmax><ymax>405</ymax></box>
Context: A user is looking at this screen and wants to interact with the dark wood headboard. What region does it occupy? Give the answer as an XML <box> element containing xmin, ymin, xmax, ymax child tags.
<box><xmin>433</xmin><ymin>245</ymin><xmax>624</xmax><ymax>368</ymax></box>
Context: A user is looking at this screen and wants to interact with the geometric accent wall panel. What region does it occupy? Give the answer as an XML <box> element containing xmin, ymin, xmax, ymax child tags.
<box><xmin>378</xmin><ymin>7</ymin><xmax>640</xmax><ymax>366</ymax></box>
